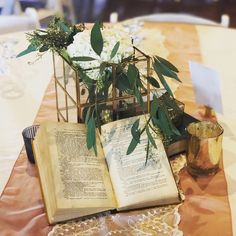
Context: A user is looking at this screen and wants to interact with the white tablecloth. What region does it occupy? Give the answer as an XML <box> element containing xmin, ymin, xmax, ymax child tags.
<box><xmin>0</xmin><ymin>31</ymin><xmax>53</xmax><ymax>195</ymax></box>
<box><xmin>197</xmin><ymin>26</ymin><xmax>236</xmax><ymax>236</ymax></box>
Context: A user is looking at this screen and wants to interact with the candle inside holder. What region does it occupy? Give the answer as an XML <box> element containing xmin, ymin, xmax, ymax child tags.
<box><xmin>22</xmin><ymin>125</ymin><xmax>39</xmax><ymax>164</ymax></box>
<box><xmin>186</xmin><ymin>121</ymin><xmax>223</xmax><ymax>176</ymax></box>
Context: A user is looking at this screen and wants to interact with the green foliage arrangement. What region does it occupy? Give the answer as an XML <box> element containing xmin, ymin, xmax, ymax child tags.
<box><xmin>18</xmin><ymin>17</ymin><xmax>183</xmax><ymax>162</ymax></box>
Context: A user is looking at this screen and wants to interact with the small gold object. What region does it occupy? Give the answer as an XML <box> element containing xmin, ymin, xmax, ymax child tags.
<box><xmin>186</xmin><ymin>121</ymin><xmax>224</xmax><ymax>176</ymax></box>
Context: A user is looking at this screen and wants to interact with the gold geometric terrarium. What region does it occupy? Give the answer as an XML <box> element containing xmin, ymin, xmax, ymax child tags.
<box><xmin>53</xmin><ymin>46</ymin><xmax>152</xmax><ymax>124</ymax></box>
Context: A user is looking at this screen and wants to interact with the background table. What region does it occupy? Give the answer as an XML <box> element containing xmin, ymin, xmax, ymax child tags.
<box><xmin>0</xmin><ymin>22</ymin><xmax>236</xmax><ymax>235</ymax></box>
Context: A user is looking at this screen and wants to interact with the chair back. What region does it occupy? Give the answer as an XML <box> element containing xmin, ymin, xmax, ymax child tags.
<box><xmin>0</xmin><ymin>8</ymin><xmax>40</xmax><ymax>34</ymax></box>
<box><xmin>127</xmin><ymin>13</ymin><xmax>230</xmax><ymax>27</ymax></box>
<box><xmin>1</xmin><ymin>0</ymin><xmax>22</xmax><ymax>15</ymax></box>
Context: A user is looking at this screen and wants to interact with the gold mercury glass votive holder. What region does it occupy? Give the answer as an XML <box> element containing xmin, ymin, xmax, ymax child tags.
<box><xmin>186</xmin><ymin>121</ymin><xmax>224</xmax><ymax>176</ymax></box>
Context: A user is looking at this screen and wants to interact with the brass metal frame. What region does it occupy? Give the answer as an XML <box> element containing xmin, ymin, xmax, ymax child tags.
<box><xmin>53</xmin><ymin>46</ymin><xmax>151</xmax><ymax>123</ymax></box>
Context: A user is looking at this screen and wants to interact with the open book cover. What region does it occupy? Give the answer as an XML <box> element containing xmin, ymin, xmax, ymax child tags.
<box><xmin>33</xmin><ymin>116</ymin><xmax>181</xmax><ymax>224</ymax></box>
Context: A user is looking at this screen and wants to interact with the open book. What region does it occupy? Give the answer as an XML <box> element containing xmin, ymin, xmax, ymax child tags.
<box><xmin>33</xmin><ymin>116</ymin><xmax>181</xmax><ymax>224</ymax></box>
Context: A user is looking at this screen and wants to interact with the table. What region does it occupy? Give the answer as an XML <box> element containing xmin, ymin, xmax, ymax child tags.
<box><xmin>0</xmin><ymin>32</ymin><xmax>53</xmax><ymax>195</ymax></box>
<box><xmin>0</xmin><ymin>22</ymin><xmax>236</xmax><ymax>235</ymax></box>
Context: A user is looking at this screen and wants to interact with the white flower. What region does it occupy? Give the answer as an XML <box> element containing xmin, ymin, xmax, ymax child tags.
<box><xmin>67</xmin><ymin>26</ymin><xmax>133</xmax><ymax>80</ymax></box>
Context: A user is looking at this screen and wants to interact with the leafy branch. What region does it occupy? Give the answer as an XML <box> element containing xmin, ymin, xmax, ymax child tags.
<box><xmin>17</xmin><ymin>17</ymin><xmax>183</xmax><ymax>162</ymax></box>
<box><xmin>17</xmin><ymin>17</ymin><xmax>84</xmax><ymax>58</ymax></box>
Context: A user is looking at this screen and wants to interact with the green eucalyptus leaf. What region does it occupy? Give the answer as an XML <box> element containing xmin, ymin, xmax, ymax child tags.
<box><xmin>160</xmin><ymin>105</ymin><xmax>181</xmax><ymax>136</ymax></box>
<box><xmin>146</xmin><ymin>76</ymin><xmax>160</xmax><ymax>88</ymax></box>
<box><xmin>110</xmin><ymin>41</ymin><xmax>120</xmax><ymax>59</ymax></box>
<box><xmin>154</xmin><ymin>69</ymin><xmax>173</xmax><ymax>97</ymax></box>
<box><xmin>82</xmin><ymin>106</ymin><xmax>90</xmax><ymax>122</ymax></box>
<box><xmin>153</xmin><ymin>58</ymin><xmax>181</xmax><ymax>82</ymax></box>
<box><xmin>131</xmin><ymin>119</ymin><xmax>140</xmax><ymax>142</ymax></box>
<box><xmin>116</xmin><ymin>73</ymin><xmax>132</xmax><ymax>93</ymax></box>
<box><xmin>59</xmin><ymin>49</ymin><xmax>73</xmax><ymax>65</ymax></box>
<box><xmin>126</xmin><ymin>137</ymin><xmax>139</xmax><ymax>155</ymax></box>
<box><xmin>86</xmin><ymin>117</ymin><xmax>96</xmax><ymax>150</ymax></box>
<box><xmin>150</xmin><ymin>95</ymin><xmax>159</xmax><ymax>118</ymax></box>
<box><xmin>152</xmin><ymin>116</ymin><xmax>162</xmax><ymax>128</ymax></box>
<box><xmin>145</xmin><ymin>140</ymin><xmax>150</xmax><ymax>165</ymax></box>
<box><xmin>72</xmin><ymin>56</ymin><xmax>96</xmax><ymax>61</ymax></box>
<box><xmin>146</xmin><ymin>126</ymin><xmax>157</xmax><ymax>148</ymax></box>
<box><xmin>82</xmin><ymin>106</ymin><xmax>88</xmax><ymax>122</ymax></box>
<box><xmin>134</xmin><ymin>86</ymin><xmax>144</xmax><ymax>106</ymax></box>
<box><xmin>88</xmin><ymin>87</ymin><xmax>96</xmax><ymax>103</ymax></box>
<box><xmin>79</xmin><ymin>71</ymin><xmax>95</xmax><ymax>89</ymax></box>
<box><xmin>136</xmin><ymin>73</ymin><xmax>145</xmax><ymax>90</ymax></box>
<box><xmin>162</xmin><ymin>110</ymin><xmax>181</xmax><ymax>136</ymax></box>
<box><xmin>155</xmin><ymin>56</ymin><xmax>179</xmax><ymax>73</ymax></box>
<box><xmin>171</xmin><ymin>124</ymin><xmax>181</xmax><ymax>136</ymax></box>
<box><xmin>102</xmin><ymin>71</ymin><xmax>112</xmax><ymax>97</ymax></box>
<box><xmin>158</xmin><ymin>109</ymin><xmax>173</xmax><ymax>137</ymax></box>
<box><xmin>91</xmin><ymin>22</ymin><xmax>103</xmax><ymax>56</ymax></box>
<box><xmin>100</xmin><ymin>62</ymin><xmax>107</xmax><ymax>75</ymax></box>
<box><xmin>85</xmin><ymin>106</ymin><xmax>91</xmax><ymax>124</ymax></box>
<box><xmin>16</xmin><ymin>44</ymin><xmax>37</xmax><ymax>58</ymax></box>
<box><xmin>116</xmin><ymin>64</ymin><xmax>123</xmax><ymax>74</ymax></box>
<box><xmin>127</xmin><ymin>64</ymin><xmax>139</xmax><ymax>88</ymax></box>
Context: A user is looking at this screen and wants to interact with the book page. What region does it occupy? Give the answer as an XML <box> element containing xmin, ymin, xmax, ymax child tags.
<box><xmin>34</xmin><ymin>121</ymin><xmax>116</xmax><ymax>223</ymax></box>
<box><xmin>101</xmin><ymin>116</ymin><xmax>180</xmax><ymax>210</ymax></box>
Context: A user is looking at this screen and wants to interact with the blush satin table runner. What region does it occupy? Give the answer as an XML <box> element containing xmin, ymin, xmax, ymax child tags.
<box><xmin>0</xmin><ymin>23</ymin><xmax>234</xmax><ymax>235</ymax></box>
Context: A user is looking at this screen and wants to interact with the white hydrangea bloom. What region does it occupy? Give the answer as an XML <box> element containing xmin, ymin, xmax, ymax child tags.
<box><xmin>67</xmin><ymin>26</ymin><xmax>133</xmax><ymax>80</ymax></box>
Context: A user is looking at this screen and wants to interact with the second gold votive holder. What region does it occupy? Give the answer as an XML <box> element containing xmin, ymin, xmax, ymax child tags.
<box><xmin>186</xmin><ymin>121</ymin><xmax>224</xmax><ymax>176</ymax></box>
